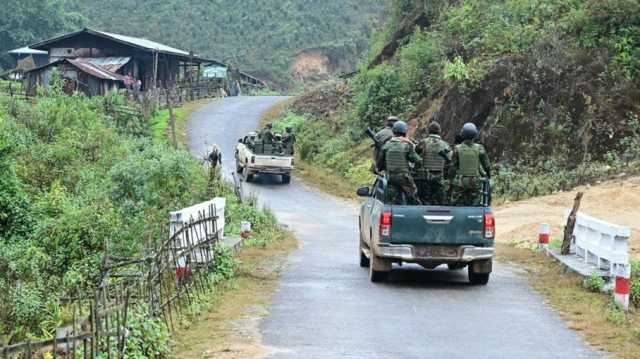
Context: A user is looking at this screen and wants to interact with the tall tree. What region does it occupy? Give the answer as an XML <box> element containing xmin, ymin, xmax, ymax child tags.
<box><xmin>0</xmin><ymin>0</ymin><xmax>85</xmax><ymax>69</ymax></box>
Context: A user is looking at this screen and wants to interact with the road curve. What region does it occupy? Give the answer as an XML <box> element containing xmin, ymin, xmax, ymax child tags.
<box><xmin>188</xmin><ymin>97</ymin><xmax>606</xmax><ymax>359</ymax></box>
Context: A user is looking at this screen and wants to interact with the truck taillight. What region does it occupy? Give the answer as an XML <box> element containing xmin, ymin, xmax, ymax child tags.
<box><xmin>379</xmin><ymin>211</ymin><xmax>392</xmax><ymax>237</ymax></box>
<box><xmin>484</xmin><ymin>213</ymin><xmax>495</xmax><ymax>239</ymax></box>
<box><xmin>251</xmin><ymin>156</ymin><xmax>255</xmax><ymax>164</ymax></box>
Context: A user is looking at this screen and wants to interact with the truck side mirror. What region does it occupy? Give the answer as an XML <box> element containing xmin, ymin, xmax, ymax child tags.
<box><xmin>356</xmin><ymin>187</ymin><xmax>371</xmax><ymax>197</ymax></box>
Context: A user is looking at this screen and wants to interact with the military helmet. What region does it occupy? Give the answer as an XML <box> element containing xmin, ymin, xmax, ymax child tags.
<box><xmin>386</xmin><ymin>116</ymin><xmax>400</xmax><ymax>125</ymax></box>
<box><xmin>427</xmin><ymin>121</ymin><xmax>441</xmax><ymax>134</ymax></box>
<box><xmin>266</xmin><ymin>122</ymin><xmax>273</xmax><ymax>129</ymax></box>
<box><xmin>460</xmin><ymin>122</ymin><xmax>478</xmax><ymax>140</ymax></box>
<box><xmin>392</xmin><ymin>120</ymin><xmax>408</xmax><ymax>135</ymax></box>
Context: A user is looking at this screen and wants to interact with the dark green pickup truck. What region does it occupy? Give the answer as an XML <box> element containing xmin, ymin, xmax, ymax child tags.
<box><xmin>358</xmin><ymin>176</ymin><xmax>495</xmax><ymax>284</ymax></box>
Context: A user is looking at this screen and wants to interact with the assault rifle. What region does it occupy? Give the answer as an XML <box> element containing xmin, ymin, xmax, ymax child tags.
<box><xmin>364</xmin><ymin>127</ymin><xmax>382</xmax><ymax>150</ymax></box>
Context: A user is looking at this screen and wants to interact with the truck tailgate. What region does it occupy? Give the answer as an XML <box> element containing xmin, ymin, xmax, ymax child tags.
<box><xmin>390</xmin><ymin>206</ymin><xmax>487</xmax><ymax>245</ymax></box>
<box><xmin>254</xmin><ymin>155</ymin><xmax>292</xmax><ymax>168</ymax></box>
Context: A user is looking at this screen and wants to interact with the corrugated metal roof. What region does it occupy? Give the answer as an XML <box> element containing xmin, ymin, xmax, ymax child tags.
<box><xmin>67</xmin><ymin>58</ymin><xmax>124</xmax><ymax>81</ymax></box>
<box><xmin>82</xmin><ymin>57</ymin><xmax>131</xmax><ymax>73</ymax></box>
<box><xmin>91</xmin><ymin>29</ymin><xmax>191</xmax><ymax>56</ymax></box>
<box><xmin>8</xmin><ymin>47</ymin><xmax>48</xmax><ymax>55</ymax></box>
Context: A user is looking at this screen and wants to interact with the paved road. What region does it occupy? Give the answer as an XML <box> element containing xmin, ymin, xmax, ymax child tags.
<box><xmin>188</xmin><ymin>97</ymin><xmax>605</xmax><ymax>359</ymax></box>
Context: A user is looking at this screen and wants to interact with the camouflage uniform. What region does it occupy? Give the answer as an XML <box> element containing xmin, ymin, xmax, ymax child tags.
<box><xmin>449</xmin><ymin>141</ymin><xmax>491</xmax><ymax>206</ymax></box>
<box><xmin>260</xmin><ymin>128</ymin><xmax>275</xmax><ymax>155</ymax></box>
<box><xmin>377</xmin><ymin>137</ymin><xmax>422</xmax><ymax>205</ymax></box>
<box><xmin>283</xmin><ymin>131</ymin><xmax>296</xmax><ymax>155</ymax></box>
<box><xmin>415</xmin><ymin>134</ymin><xmax>451</xmax><ymax>205</ymax></box>
<box><xmin>372</xmin><ymin>127</ymin><xmax>394</xmax><ymax>170</ymax></box>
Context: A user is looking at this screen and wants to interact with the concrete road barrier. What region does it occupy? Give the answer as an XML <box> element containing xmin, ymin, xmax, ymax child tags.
<box><xmin>170</xmin><ymin>198</ymin><xmax>226</xmax><ymax>265</ymax></box>
<box><xmin>565</xmin><ymin>211</ymin><xmax>632</xmax><ymax>310</ymax></box>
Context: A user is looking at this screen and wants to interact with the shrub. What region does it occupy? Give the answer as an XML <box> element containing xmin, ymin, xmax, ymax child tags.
<box><xmin>585</xmin><ymin>273</ymin><xmax>605</xmax><ymax>292</ymax></box>
<box><xmin>631</xmin><ymin>261</ymin><xmax>640</xmax><ymax>308</ymax></box>
<box><xmin>353</xmin><ymin>63</ymin><xmax>413</xmax><ymax>128</ymax></box>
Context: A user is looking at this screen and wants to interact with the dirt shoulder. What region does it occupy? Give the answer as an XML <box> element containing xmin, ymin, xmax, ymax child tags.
<box><xmin>495</xmin><ymin>176</ymin><xmax>640</xmax><ymax>259</ymax></box>
<box><xmin>171</xmin><ymin>233</ymin><xmax>297</xmax><ymax>359</ymax></box>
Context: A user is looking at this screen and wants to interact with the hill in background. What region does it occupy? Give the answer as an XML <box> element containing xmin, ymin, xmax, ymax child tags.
<box><xmin>67</xmin><ymin>0</ymin><xmax>384</xmax><ymax>88</ymax></box>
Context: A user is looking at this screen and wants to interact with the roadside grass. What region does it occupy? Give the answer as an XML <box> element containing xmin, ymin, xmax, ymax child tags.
<box><xmin>260</xmin><ymin>99</ymin><xmax>292</xmax><ymax>128</ymax></box>
<box><xmin>151</xmin><ymin>99</ymin><xmax>215</xmax><ymax>145</ymax></box>
<box><xmin>171</xmin><ymin>230</ymin><xmax>297</xmax><ymax>359</ymax></box>
<box><xmin>499</xmin><ymin>243</ymin><xmax>640</xmax><ymax>358</ymax></box>
<box><xmin>294</xmin><ymin>159</ymin><xmax>360</xmax><ymax>200</ymax></box>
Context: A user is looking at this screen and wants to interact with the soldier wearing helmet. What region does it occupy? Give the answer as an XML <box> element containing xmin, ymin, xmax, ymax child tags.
<box><xmin>372</xmin><ymin>116</ymin><xmax>400</xmax><ymax>168</ymax></box>
<box><xmin>415</xmin><ymin>121</ymin><xmax>451</xmax><ymax>205</ymax></box>
<box><xmin>282</xmin><ymin>126</ymin><xmax>296</xmax><ymax>155</ymax></box>
<box><xmin>260</xmin><ymin>122</ymin><xmax>276</xmax><ymax>155</ymax></box>
<box><xmin>376</xmin><ymin>121</ymin><xmax>422</xmax><ymax>205</ymax></box>
<box><xmin>449</xmin><ymin>122</ymin><xmax>491</xmax><ymax>206</ymax></box>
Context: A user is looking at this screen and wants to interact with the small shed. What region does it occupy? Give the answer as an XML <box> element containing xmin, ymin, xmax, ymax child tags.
<box><xmin>24</xmin><ymin>58</ymin><xmax>125</xmax><ymax>97</ymax></box>
<box><xmin>7</xmin><ymin>47</ymin><xmax>49</xmax><ymax>71</ymax></box>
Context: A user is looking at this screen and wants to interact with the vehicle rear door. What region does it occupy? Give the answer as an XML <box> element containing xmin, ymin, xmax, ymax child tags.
<box><xmin>390</xmin><ymin>206</ymin><xmax>487</xmax><ymax>245</ymax></box>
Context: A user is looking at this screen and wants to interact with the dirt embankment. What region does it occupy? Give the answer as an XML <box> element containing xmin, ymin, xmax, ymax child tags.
<box><xmin>495</xmin><ymin>176</ymin><xmax>640</xmax><ymax>259</ymax></box>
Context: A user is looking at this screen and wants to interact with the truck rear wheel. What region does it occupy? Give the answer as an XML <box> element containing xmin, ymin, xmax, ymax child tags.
<box><xmin>359</xmin><ymin>235</ymin><xmax>370</xmax><ymax>268</ymax></box>
<box><xmin>468</xmin><ymin>259</ymin><xmax>492</xmax><ymax>285</ymax></box>
<box><xmin>282</xmin><ymin>174</ymin><xmax>291</xmax><ymax>184</ymax></box>
<box><xmin>243</xmin><ymin>167</ymin><xmax>254</xmax><ymax>182</ymax></box>
<box><xmin>369</xmin><ymin>254</ymin><xmax>390</xmax><ymax>283</ymax></box>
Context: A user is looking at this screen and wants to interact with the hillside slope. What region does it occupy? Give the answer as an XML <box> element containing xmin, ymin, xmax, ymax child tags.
<box><xmin>274</xmin><ymin>0</ymin><xmax>640</xmax><ymax>199</ymax></box>
<box><xmin>67</xmin><ymin>0</ymin><xmax>384</xmax><ymax>86</ymax></box>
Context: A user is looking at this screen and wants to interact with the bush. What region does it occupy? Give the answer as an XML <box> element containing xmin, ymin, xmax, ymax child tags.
<box><xmin>585</xmin><ymin>273</ymin><xmax>606</xmax><ymax>293</ymax></box>
<box><xmin>353</xmin><ymin>63</ymin><xmax>413</xmax><ymax>128</ymax></box>
<box><xmin>631</xmin><ymin>261</ymin><xmax>640</xmax><ymax>308</ymax></box>
<box><xmin>0</xmin><ymin>91</ymin><xmax>209</xmax><ymax>339</ymax></box>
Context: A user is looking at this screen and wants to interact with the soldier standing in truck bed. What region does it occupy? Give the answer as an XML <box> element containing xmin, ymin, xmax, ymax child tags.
<box><xmin>373</xmin><ymin>116</ymin><xmax>400</xmax><ymax>173</ymax></box>
<box><xmin>415</xmin><ymin>121</ymin><xmax>451</xmax><ymax>205</ymax></box>
<box><xmin>377</xmin><ymin>121</ymin><xmax>422</xmax><ymax>205</ymax></box>
<box><xmin>449</xmin><ymin>122</ymin><xmax>491</xmax><ymax>206</ymax></box>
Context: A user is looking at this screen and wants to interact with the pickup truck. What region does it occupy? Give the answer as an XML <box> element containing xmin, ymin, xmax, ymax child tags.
<box><xmin>235</xmin><ymin>132</ymin><xmax>294</xmax><ymax>184</ymax></box>
<box><xmin>357</xmin><ymin>176</ymin><xmax>495</xmax><ymax>284</ymax></box>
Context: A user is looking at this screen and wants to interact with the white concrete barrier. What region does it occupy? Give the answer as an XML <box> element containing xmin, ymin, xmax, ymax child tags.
<box><xmin>170</xmin><ymin>198</ymin><xmax>226</xmax><ymax>265</ymax></box>
<box><xmin>566</xmin><ymin>210</ymin><xmax>631</xmax><ymax>310</ymax></box>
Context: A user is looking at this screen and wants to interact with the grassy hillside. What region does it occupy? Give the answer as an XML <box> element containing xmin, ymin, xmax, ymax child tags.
<box><xmin>277</xmin><ymin>0</ymin><xmax>640</xmax><ymax>200</ymax></box>
<box><xmin>67</xmin><ymin>0</ymin><xmax>384</xmax><ymax>87</ymax></box>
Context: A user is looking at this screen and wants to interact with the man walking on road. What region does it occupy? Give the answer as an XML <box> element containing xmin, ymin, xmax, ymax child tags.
<box><xmin>377</xmin><ymin>121</ymin><xmax>422</xmax><ymax>205</ymax></box>
<box><xmin>415</xmin><ymin>121</ymin><xmax>451</xmax><ymax>205</ymax></box>
<box><xmin>449</xmin><ymin>122</ymin><xmax>491</xmax><ymax>206</ymax></box>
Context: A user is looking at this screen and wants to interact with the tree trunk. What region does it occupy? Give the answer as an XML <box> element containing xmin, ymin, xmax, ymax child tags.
<box><xmin>561</xmin><ymin>192</ymin><xmax>583</xmax><ymax>255</ymax></box>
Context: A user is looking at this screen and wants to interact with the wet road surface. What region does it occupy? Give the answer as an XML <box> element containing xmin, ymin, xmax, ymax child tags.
<box><xmin>188</xmin><ymin>96</ymin><xmax>606</xmax><ymax>359</ymax></box>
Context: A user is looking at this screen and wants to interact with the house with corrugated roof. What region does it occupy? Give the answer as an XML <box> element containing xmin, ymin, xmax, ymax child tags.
<box><xmin>22</xmin><ymin>28</ymin><xmax>224</xmax><ymax>96</ymax></box>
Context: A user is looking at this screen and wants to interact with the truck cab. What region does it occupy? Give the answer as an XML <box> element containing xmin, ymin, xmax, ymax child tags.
<box><xmin>358</xmin><ymin>176</ymin><xmax>495</xmax><ymax>283</ymax></box>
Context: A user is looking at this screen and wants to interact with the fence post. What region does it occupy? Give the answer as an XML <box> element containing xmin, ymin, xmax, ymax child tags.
<box><xmin>614</xmin><ymin>264</ymin><xmax>631</xmax><ymax>311</ymax></box>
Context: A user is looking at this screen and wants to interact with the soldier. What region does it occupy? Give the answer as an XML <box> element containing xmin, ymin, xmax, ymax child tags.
<box><xmin>372</xmin><ymin>116</ymin><xmax>400</xmax><ymax>169</ymax></box>
<box><xmin>377</xmin><ymin>121</ymin><xmax>422</xmax><ymax>205</ymax></box>
<box><xmin>282</xmin><ymin>127</ymin><xmax>296</xmax><ymax>155</ymax></box>
<box><xmin>449</xmin><ymin>122</ymin><xmax>491</xmax><ymax>206</ymax></box>
<box><xmin>260</xmin><ymin>123</ymin><xmax>275</xmax><ymax>154</ymax></box>
<box><xmin>415</xmin><ymin>121</ymin><xmax>451</xmax><ymax>205</ymax></box>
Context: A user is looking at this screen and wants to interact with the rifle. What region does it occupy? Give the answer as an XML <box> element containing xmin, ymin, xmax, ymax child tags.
<box><xmin>364</xmin><ymin>127</ymin><xmax>383</xmax><ymax>150</ymax></box>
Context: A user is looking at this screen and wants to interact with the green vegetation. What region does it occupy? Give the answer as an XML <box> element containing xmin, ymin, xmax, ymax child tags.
<box><xmin>585</xmin><ymin>273</ymin><xmax>606</xmax><ymax>293</ymax></box>
<box><xmin>0</xmin><ymin>0</ymin><xmax>85</xmax><ymax>70</ymax></box>
<box><xmin>278</xmin><ymin>0</ymin><xmax>640</xmax><ymax>200</ymax></box>
<box><xmin>0</xmin><ymin>78</ymin><xmax>280</xmax><ymax>347</ymax></box>
<box><xmin>632</xmin><ymin>261</ymin><xmax>640</xmax><ymax>308</ymax></box>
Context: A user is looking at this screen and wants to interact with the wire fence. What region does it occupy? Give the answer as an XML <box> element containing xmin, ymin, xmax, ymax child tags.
<box><xmin>1</xmin><ymin>203</ymin><xmax>223</xmax><ymax>359</ymax></box>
